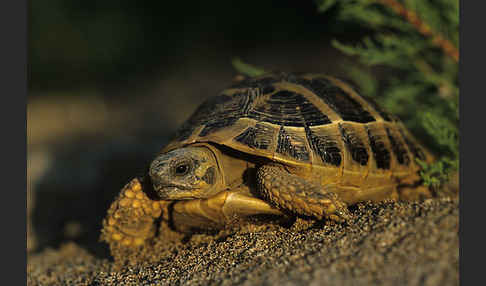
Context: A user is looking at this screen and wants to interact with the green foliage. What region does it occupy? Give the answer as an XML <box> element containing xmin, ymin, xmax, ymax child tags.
<box><xmin>417</xmin><ymin>157</ymin><xmax>457</xmax><ymax>188</ymax></box>
<box><xmin>315</xmin><ymin>0</ymin><xmax>459</xmax><ymax>188</ymax></box>
<box><xmin>232</xmin><ymin>58</ymin><xmax>266</xmax><ymax>77</ymax></box>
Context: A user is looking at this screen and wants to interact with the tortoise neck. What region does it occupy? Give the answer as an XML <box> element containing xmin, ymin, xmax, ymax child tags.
<box><xmin>192</xmin><ymin>143</ymin><xmax>255</xmax><ymax>191</ymax></box>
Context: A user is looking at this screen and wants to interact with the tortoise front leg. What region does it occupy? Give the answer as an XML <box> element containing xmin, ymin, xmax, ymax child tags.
<box><xmin>256</xmin><ymin>164</ymin><xmax>351</xmax><ymax>222</ymax></box>
<box><xmin>101</xmin><ymin>178</ymin><xmax>165</xmax><ymax>247</ymax></box>
<box><xmin>170</xmin><ymin>189</ymin><xmax>283</xmax><ymax>232</ymax></box>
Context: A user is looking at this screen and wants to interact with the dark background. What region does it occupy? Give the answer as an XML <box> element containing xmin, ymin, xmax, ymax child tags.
<box><xmin>30</xmin><ymin>1</ymin><xmax>361</xmax><ymax>92</ymax></box>
<box><xmin>27</xmin><ymin>1</ymin><xmax>364</xmax><ymax>256</ymax></box>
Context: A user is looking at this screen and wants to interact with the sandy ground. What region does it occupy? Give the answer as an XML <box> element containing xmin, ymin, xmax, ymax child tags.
<box><xmin>27</xmin><ymin>196</ymin><xmax>458</xmax><ymax>286</ymax></box>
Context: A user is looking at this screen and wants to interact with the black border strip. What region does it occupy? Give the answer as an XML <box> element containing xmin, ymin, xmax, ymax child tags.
<box><xmin>1</xmin><ymin>0</ymin><xmax>27</xmax><ymax>284</ymax></box>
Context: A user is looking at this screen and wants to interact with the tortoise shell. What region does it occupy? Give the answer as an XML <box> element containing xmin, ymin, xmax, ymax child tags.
<box><xmin>163</xmin><ymin>72</ymin><xmax>431</xmax><ymax>173</ymax></box>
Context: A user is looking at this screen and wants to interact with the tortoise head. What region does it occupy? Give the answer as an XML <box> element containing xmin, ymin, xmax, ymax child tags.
<box><xmin>149</xmin><ymin>146</ymin><xmax>221</xmax><ymax>200</ymax></box>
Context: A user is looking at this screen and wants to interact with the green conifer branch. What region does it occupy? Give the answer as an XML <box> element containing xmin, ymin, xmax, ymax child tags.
<box><xmin>315</xmin><ymin>0</ymin><xmax>459</xmax><ymax>189</ymax></box>
<box><xmin>378</xmin><ymin>0</ymin><xmax>459</xmax><ymax>62</ymax></box>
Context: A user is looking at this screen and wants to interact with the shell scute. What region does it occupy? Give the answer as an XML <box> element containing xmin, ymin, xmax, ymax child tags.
<box><xmin>234</xmin><ymin>123</ymin><xmax>275</xmax><ymax>151</ymax></box>
<box><xmin>305</xmin><ymin>126</ymin><xmax>342</xmax><ymax>167</ymax></box>
<box><xmin>294</xmin><ymin>76</ymin><xmax>376</xmax><ymax>123</ymax></box>
<box><xmin>275</xmin><ymin>126</ymin><xmax>310</xmax><ymax>162</ymax></box>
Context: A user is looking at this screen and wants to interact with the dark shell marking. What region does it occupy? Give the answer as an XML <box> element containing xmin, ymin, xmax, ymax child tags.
<box><xmin>174</xmin><ymin>94</ymin><xmax>237</xmax><ymax>141</ymax></box>
<box><xmin>199</xmin><ymin>94</ymin><xmax>247</xmax><ymax>137</ymax></box>
<box><xmin>248</xmin><ymin>90</ymin><xmax>332</xmax><ymax>127</ymax></box>
<box><xmin>386</xmin><ymin>127</ymin><xmax>410</xmax><ymax>166</ymax></box>
<box><xmin>399</xmin><ymin>128</ymin><xmax>426</xmax><ymax>161</ymax></box>
<box><xmin>235</xmin><ymin>123</ymin><xmax>273</xmax><ymax>150</ymax></box>
<box><xmin>170</xmin><ymin>72</ymin><xmax>427</xmax><ymax>172</ymax></box>
<box><xmin>305</xmin><ymin>126</ymin><xmax>342</xmax><ymax>166</ymax></box>
<box><xmin>366</xmin><ymin>126</ymin><xmax>391</xmax><ymax>170</ymax></box>
<box><xmin>338</xmin><ymin>123</ymin><xmax>369</xmax><ymax>166</ymax></box>
<box><xmin>295</xmin><ymin>77</ymin><xmax>376</xmax><ymax>123</ymax></box>
<box><xmin>276</xmin><ymin>126</ymin><xmax>310</xmax><ymax>162</ymax></box>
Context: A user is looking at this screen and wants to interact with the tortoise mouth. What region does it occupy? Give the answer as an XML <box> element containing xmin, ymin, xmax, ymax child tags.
<box><xmin>153</xmin><ymin>184</ymin><xmax>197</xmax><ymax>200</ymax></box>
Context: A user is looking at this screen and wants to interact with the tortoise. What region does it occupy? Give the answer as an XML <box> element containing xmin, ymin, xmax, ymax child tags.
<box><xmin>101</xmin><ymin>72</ymin><xmax>434</xmax><ymax>248</ymax></box>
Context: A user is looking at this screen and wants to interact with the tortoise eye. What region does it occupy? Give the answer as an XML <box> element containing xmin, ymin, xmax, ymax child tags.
<box><xmin>174</xmin><ymin>163</ymin><xmax>189</xmax><ymax>176</ymax></box>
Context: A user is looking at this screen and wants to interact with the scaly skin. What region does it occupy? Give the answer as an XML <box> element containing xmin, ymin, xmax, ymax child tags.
<box><xmin>257</xmin><ymin>164</ymin><xmax>352</xmax><ymax>222</ymax></box>
<box><xmin>101</xmin><ymin>178</ymin><xmax>166</xmax><ymax>247</ymax></box>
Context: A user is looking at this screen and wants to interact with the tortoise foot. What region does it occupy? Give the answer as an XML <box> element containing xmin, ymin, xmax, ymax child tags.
<box><xmin>101</xmin><ymin>178</ymin><xmax>164</xmax><ymax>247</ymax></box>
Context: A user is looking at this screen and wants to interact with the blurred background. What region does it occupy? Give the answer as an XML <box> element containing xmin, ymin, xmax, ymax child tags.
<box><xmin>28</xmin><ymin>0</ymin><xmax>365</xmax><ymax>256</ymax></box>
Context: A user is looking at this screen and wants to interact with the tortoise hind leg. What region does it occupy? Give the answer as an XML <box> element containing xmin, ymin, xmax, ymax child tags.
<box><xmin>395</xmin><ymin>173</ymin><xmax>434</xmax><ymax>201</ymax></box>
<box><xmin>256</xmin><ymin>164</ymin><xmax>351</xmax><ymax>222</ymax></box>
<box><xmin>398</xmin><ymin>184</ymin><xmax>433</xmax><ymax>201</ymax></box>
